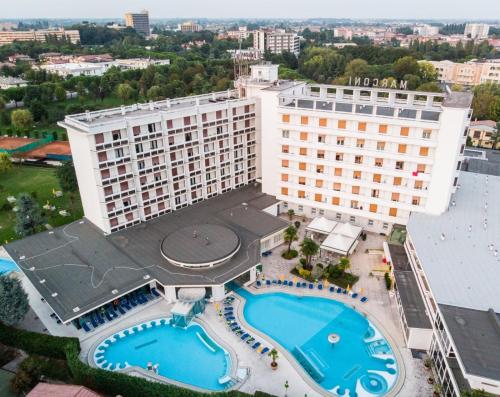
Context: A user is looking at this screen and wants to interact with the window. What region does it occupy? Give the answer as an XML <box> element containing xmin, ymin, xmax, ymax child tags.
<box><xmin>353</xmin><ymin>170</ymin><xmax>361</xmax><ymax>179</ymax></box>
<box><xmin>281</xmin><ymin>187</ymin><xmax>288</xmax><ymax>195</ymax></box>
<box><xmin>377</xmin><ymin>141</ymin><xmax>386</xmax><ymax>151</ymax></box>
<box><xmin>391</xmin><ymin>192</ymin><xmax>400</xmax><ymax>202</ymax></box>
<box><xmin>135</xmin><ymin>143</ymin><xmax>143</xmax><ymax>153</ymax></box>
<box><xmin>301</xmin><ymin>116</ymin><xmax>309</xmax><ymax>125</ymax></box>
<box><xmin>316</xmin><ymin>165</ymin><xmax>324</xmax><ymax>173</ymax></box>
<box><xmin>282</xmin><ymin>130</ymin><xmax>290</xmax><ymax>138</ymax></box>
<box><xmin>282</xmin><ymin>145</ymin><xmax>289</xmax><ymax>153</ymax></box>
<box><xmin>318</xmin><ymin>134</ymin><xmax>326</xmax><ymax>143</ymax></box>
<box><xmin>369</xmin><ymin>204</ymin><xmax>377</xmax><ymax>213</ymax></box>
<box><xmin>282</xmin><ymin>114</ymin><xmax>290</xmax><ymax>123</ymax></box>
<box><xmin>358</xmin><ymin>122</ymin><xmax>366</xmax><ymax>132</ymax></box>
<box><xmin>371</xmin><ymin>189</ymin><xmax>379</xmax><ymax>198</ymax></box>
<box><xmin>395</xmin><ymin>161</ymin><xmax>404</xmax><ymax>170</ymax></box>
<box><xmin>151</xmin><ymin>140</ymin><xmax>158</xmax><ymax>149</ymax></box>
<box><xmin>383</xmin><ymin>223</ymin><xmax>389</xmax><ymax>230</ymax></box>
<box><xmin>337</xmin><ymin>137</ymin><xmax>345</xmax><ymax>145</ymax></box>
<box><xmin>311</xmin><ymin>207</ymin><xmax>317</xmax><ymax>215</ymax></box>
<box><xmin>333</xmin><ymin>182</ymin><xmax>341</xmax><ymax>191</ymax></box>
<box><xmin>184</xmin><ymin>116</ymin><xmax>191</xmax><ymax>126</ymax></box>
<box><xmin>317</xmin><ymin>150</ymin><xmax>325</xmax><ymax>159</ymax></box>
<box><xmin>115</xmin><ymin>148</ymin><xmax>124</xmax><ymax>158</ymax></box>
<box><xmin>95</xmin><ymin>133</ymin><xmax>104</xmax><ymax>144</ymax></box>
<box><xmin>299</xmin><ymin>176</ymin><xmax>306</xmax><ymax>185</ymax></box>
<box><xmin>281</xmin><ymin>174</ymin><xmax>288</xmax><ymax>182</ymax></box>
<box><xmin>335</xmin><ymin>153</ymin><xmax>343</xmax><ymax>161</ymax></box>
<box><xmin>300</xmin><ymin>132</ymin><xmax>308</xmax><ymax>141</ymax></box>
<box><xmin>374</xmin><ymin>158</ymin><xmax>383</xmax><ymax>167</ymax></box>
<box><xmin>355</xmin><ymin>155</ymin><xmax>363</xmax><ymax>164</ymax></box>
<box><xmin>300</xmin><ymin>147</ymin><xmax>308</xmax><ymax>156</ymax></box>
<box><xmin>422</xmin><ymin>129</ymin><xmax>431</xmax><ymax>139</ymax></box>
<box><xmin>112</xmin><ymin>130</ymin><xmax>121</xmax><ymax>141</ymax></box>
<box><xmin>336</xmin><ymin>213</ymin><xmax>342</xmax><ymax>220</ymax></box>
<box><xmin>417</xmin><ymin>164</ymin><xmax>426</xmax><ymax>173</ymax></box>
<box><xmin>282</xmin><ymin>159</ymin><xmax>289</xmax><ymax>168</ymax></box>
<box><xmin>389</xmin><ymin>207</ymin><xmax>398</xmax><ymax>217</ymax></box>
<box><xmin>350</xmin><ymin>200</ymin><xmax>359</xmax><ymax>209</ymax></box>
<box><xmin>98</xmin><ymin>152</ymin><xmax>107</xmax><ymax>162</ymax></box>
<box><xmin>356</xmin><ymin>139</ymin><xmax>365</xmax><ymax>148</ymax></box>
<box><xmin>332</xmin><ymin>197</ymin><xmax>340</xmax><ymax>205</ymax></box>
<box><xmin>412</xmin><ymin>196</ymin><xmax>421</xmax><ymax>205</ymax></box>
<box><xmin>398</xmin><ymin>144</ymin><xmax>407</xmax><ymax>154</ymax></box>
<box><xmin>372</xmin><ymin>174</ymin><xmax>382</xmax><ymax>184</ymax></box>
<box><xmin>352</xmin><ymin>186</ymin><xmax>360</xmax><ymax>195</ymax></box>
<box><xmin>338</xmin><ymin>120</ymin><xmax>347</xmax><ymax>129</ymax></box>
<box><xmin>314</xmin><ymin>193</ymin><xmax>322</xmax><ymax>202</ymax></box>
<box><xmin>132</xmin><ymin>126</ymin><xmax>141</xmax><ymax>136</ymax></box>
<box><xmin>148</xmin><ymin>123</ymin><xmax>156</xmax><ymax>133</ymax></box>
<box><xmin>368</xmin><ymin>219</ymin><xmax>374</xmax><ymax>226</ymax></box>
<box><xmin>138</xmin><ymin>160</ymin><xmax>145</xmax><ymax>170</ymax></box>
<box><xmin>349</xmin><ymin>216</ymin><xmax>356</xmax><ymax>222</ymax></box>
<box><xmin>419</xmin><ymin>147</ymin><xmax>429</xmax><ymax>156</ymax></box>
<box><xmin>299</xmin><ymin>162</ymin><xmax>306</xmax><ymax>171</ymax></box>
<box><xmin>379</xmin><ymin>124</ymin><xmax>388</xmax><ymax>134</ymax></box>
<box><xmin>393</xmin><ymin>177</ymin><xmax>402</xmax><ymax>186</ymax></box>
<box><xmin>319</xmin><ymin>118</ymin><xmax>327</xmax><ymax>127</ymax></box>
<box><xmin>298</xmin><ymin>190</ymin><xmax>305</xmax><ymax>199</ymax></box>
<box><xmin>334</xmin><ymin>168</ymin><xmax>342</xmax><ymax>176</ymax></box>
<box><xmin>400</xmin><ymin>127</ymin><xmax>409</xmax><ymax>137</ymax></box>
<box><xmin>414</xmin><ymin>180</ymin><xmax>423</xmax><ymax>189</ymax></box>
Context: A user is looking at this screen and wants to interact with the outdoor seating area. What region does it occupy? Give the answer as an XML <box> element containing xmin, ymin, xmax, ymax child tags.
<box><xmin>254</xmin><ymin>278</ymin><xmax>368</xmax><ymax>303</ymax></box>
<box><xmin>219</xmin><ymin>296</ymin><xmax>271</xmax><ymax>357</ymax></box>
<box><xmin>77</xmin><ymin>287</ymin><xmax>161</xmax><ymax>333</ymax></box>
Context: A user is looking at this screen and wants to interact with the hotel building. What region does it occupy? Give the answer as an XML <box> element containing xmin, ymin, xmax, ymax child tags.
<box><xmin>428</xmin><ymin>59</ymin><xmax>500</xmax><ymax>86</ymax></box>
<box><xmin>124</xmin><ymin>10</ymin><xmax>150</xmax><ymax>36</ymax></box>
<box><xmin>253</xmin><ymin>30</ymin><xmax>300</xmax><ymax>56</ymax></box>
<box><xmin>0</xmin><ymin>28</ymin><xmax>80</xmax><ymax>46</ymax></box>
<box><xmin>464</xmin><ymin>23</ymin><xmax>490</xmax><ymax>40</ymax></box>
<box><xmin>238</xmin><ymin>64</ymin><xmax>472</xmax><ymax>234</ymax></box>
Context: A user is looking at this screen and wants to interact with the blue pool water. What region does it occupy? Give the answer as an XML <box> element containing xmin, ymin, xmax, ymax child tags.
<box><xmin>0</xmin><ymin>258</ymin><xmax>19</xmax><ymax>275</ymax></box>
<box><xmin>238</xmin><ymin>290</ymin><xmax>398</xmax><ymax>397</ymax></box>
<box><xmin>94</xmin><ymin>318</ymin><xmax>231</xmax><ymax>391</ymax></box>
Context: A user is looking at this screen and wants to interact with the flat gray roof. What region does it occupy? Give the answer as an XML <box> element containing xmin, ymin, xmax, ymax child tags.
<box><xmin>4</xmin><ymin>185</ymin><xmax>287</xmax><ymax>323</ymax></box>
<box><xmin>440</xmin><ymin>304</ymin><xmax>500</xmax><ymax>382</ymax></box>
<box><xmin>462</xmin><ymin>148</ymin><xmax>500</xmax><ymax>177</ymax></box>
<box><xmin>442</xmin><ymin>91</ymin><xmax>473</xmax><ymax>108</ymax></box>
<box><xmin>389</xmin><ymin>244</ymin><xmax>431</xmax><ymax>329</ymax></box>
<box><xmin>407</xmin><ymin>171</ymin><xmax>500</xmax><ymax>313</ymax></box>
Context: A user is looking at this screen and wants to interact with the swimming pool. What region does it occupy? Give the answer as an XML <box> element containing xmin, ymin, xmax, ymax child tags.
<box><xmin>238</xmin><ymin>289</ymin><xmax>398</xmax><ymax>397</ymax></box>
<box><xmin>0</xmin><ymin>258</ymin><xmax>19</xmax><ymax>275</ymax></box>
<box><xmin>93</xmin><ymin>318</ymin><xmax>233</xmax><ymax>391</ymax></box>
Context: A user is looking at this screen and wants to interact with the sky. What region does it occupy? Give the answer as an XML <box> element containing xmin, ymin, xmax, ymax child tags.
<box><xmin>2</xmin><ymin>0</ymin><xmax>500</xmax><ymax>20</ymax></box>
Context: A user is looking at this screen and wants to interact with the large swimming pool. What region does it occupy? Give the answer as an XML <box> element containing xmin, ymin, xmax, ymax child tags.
<box><xmin>0</xmin><ymin>258</ymin><xmax>19</xmax><ymax>275</ymax></box>
<box><xmin>238</xmin><ymin>289</ymin><xmax>398</xmax><ymax>397</ymax></box>
<box><xmin>93</xmin><ymin>318</ymin><xmax>232</xmax><ymax>391</ymax></box>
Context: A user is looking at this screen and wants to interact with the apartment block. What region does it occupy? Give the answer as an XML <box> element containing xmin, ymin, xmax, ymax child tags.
<box><xmin>124</xmin><ymin>10</ymin><xmax>150</xmax><ymax>36</ymax></box>
<box><xmin>0</xmin><ymin>28</ymin><xmax>80</xmax><ymax>46</ymax></box>
<box><xmin>59</xmin><ymin>91</ymin><xmax>257</xmax><ymax>234</ymax></box>
<box><xmin>253</xmin><ymin>29</ymin><xmax>300</xmax><ymax>56</ymax></box>
<box><xmin>464</xmin><ymin>23</ymin><xmax>490</xmax><ymax>40</ymax></box>
<box><xmin>238</xmin><ymin>64</ymin><xmax>472</xmax><ymax>234</ymax></box>
<box><xmin>428</xmin><ymin>59</ymin><xmax>500</xmax><ymax>86</ymax></box>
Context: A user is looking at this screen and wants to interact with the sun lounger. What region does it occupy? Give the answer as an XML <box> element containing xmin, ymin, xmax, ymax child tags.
<box><xmin>226</xmin><ymin>316</ymin><xmax>235</xmax><ymax>321</ymax></box>
<box><xmin>104</xmin><ymin>311</ymin><xmax>113</xmax><ymax>322</ymax></box>
<box><xmin>277</xmin><ymin>280</ymin><xmax>282</xmax><ymax>286</ymax></box>
<box><xmin>256</xmin><ymin>280</ymin><xmax>261</xmax><ymax>287</ymax></box>
<box><xmin>246</xmin><ymin>337</ymin><xmax>255</xmax><ymax>344</ymax></box>
<box><xmin>342</xmin><ymin>289</ymin><xmax>347</xmax><ymax>294</ymax></box>
<box><xmin>283</xmin><ymin>280</ymin><xmax>288</xmax><ymax>286</ymax></box>
<box><xmin>302</xmin><ymin>282</ymin><xmax>307</xmax><ymax>288</ymax></box>
<box><xmin>309</xmin><ymin>283</ymin><xmax>314</xmax><ymax>289</ymax></box>
<box><xmin>318</xmin><ymin>284</ymin><xmax>323</xmax><ymax>290</ymax></box>
<box><xmin>251</xmin><ymin>342</ymin><xmax>261</xmax><ymax>350</ymax></box>
<box><xmin>95</xmin><ymin>313</ymin><xmax>105</xmax><ymax>325</ymax></box>
<box><xmin>82</xmin><ymin>322</ymin><xmax>91</xmax><ymax>332</ymax></box>
<box><xmin>296</xmin><ymin>282</ymin><xmax>301</xmax><ymax>287</ymax></box>
<box><xmin>329</xmin><ymin>286</ymin><xmax>335</xmax><ymax>292</ymax></box>
<box><xmin>151</xmin><ymin>288</ymin><xmax>160</xmax><ymax>297</ymax></box>
<box><xmin>117</xmin><ymin>305</ymin><xmax>126</xmax><ymax>315</ymax></box>
<box><xmin>240</xmin><ymin>333</ymin><xmax>250</xmax><ymax>340</ymax></box>
<box><xmin>351</xmin><ymin>293</ymin><xmax>358</xmax><ymax>298</ymax></box>
<box><xmin>261</xmin><ymin>347</ymin><xmax>269</xmax><ymax>355</ymax></box>
<box><xmin>337</xmin><ymin>287</ymin><xmax>342</xmax><ymax>293</ymax></box>
<box><xmin>361</xmin><ymin>297</ymin><xmax>368</xmax><ymax>303</ymax></box>
<box><xmin>89</xmin><ymin>316</ymin><xmax>98</xmax><ymax>328</ymax></box>
<box><xmin>266</xmin><ymin>280</ymin><xmax>271</xmax><ymax>287</ymax></box>
<box><xmin>129</xmin><ymin>298</ymin><xmax>137</xmax><ymax>307</ymax></box>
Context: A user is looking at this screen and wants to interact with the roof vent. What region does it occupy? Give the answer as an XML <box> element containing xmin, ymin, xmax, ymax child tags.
<box><xmin>112</xmin><ymin>289</ymin><xmax>118</xmax><ymax>295</ymax></box>
<box><xmin>20</xmin><ymin>255</ymin><xmax>26</xmax><ymax>260</ymax></box>
<box><xmin>73</xmin><ymin>307</ymin><xmax>80</xmax><ymax>313</ymax></box>
<box><xmin>39</xmin><ymin>279</ymin><xmax>46</xmax><ymax>284</ymax></box>
<box><xmin>440</xmin><ymin>233</ymin><xmax>446</xmax><ymax>241</ymax></box>
<box><xmin>143</xmin><ymin>274</ymin><xmax>150</xmax><ymax>280</ymax></box>
<box><xmin>51</xmin><ymin>292</ymin><xmax>58</xmax><ymax>297</ymax></box>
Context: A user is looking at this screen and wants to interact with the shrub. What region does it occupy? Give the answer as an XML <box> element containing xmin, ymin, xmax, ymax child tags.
<box><xmin>385</xmin><ymin>272</ymin><xmax>392</xmax><ymax>290</ymax></box>
<box><xmin>281</xmin><ymin>249</ymin><xmax>298</xmax><ymax>260</ymax></box>
<box><xmin>299</xmin><ymin>257</ymin><xmax>307</xmax><ymax>267</ymax></box>
<box><xmin>316</xmin><ymin>263</ymin><xmax>324</xmax><ymax>269</ymax></box>
<box><xmin>294</xmin><ymin>220</ymin><xmax>301</xmax><ymax>229</ymax></box>
<box><xmin>298</xmin><ymin>268</ymin><xmax>312</xmax><ymax>280</ymax></box>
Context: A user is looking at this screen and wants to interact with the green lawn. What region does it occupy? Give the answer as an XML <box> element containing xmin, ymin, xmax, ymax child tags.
<box><xmin>0</xmin><ymin>166</ymin><xmax>83</xmax><ymax>244</ymax></box>
<box><xmin>0</xmin><ymin>370</ymin><xmax>15</xmax><ymax>397</ymax></box>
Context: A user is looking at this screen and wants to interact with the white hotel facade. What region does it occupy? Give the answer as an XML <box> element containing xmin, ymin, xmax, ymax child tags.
<box><xmin>61</xmin><ymin>64</ymin><xmax>472</xmax><ymax>236</ymax></box>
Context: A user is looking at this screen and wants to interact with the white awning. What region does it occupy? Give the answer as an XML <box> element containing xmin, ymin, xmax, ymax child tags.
<box><xmin>306</xmin><ymin>216</ymin><xmax>338</xmax><ymax>235</ymax></box>
<box><xmin>334</xmin><ymin>222</ymin><xmax>362</xmax><ymax>239</ymax></box>
<box><xmin>321</xmin><ymin>233</ymin><xmax>356</xmax><ymax>255</ymax></box>
<box><xmin>171</xmin><ymin>301</ymin><xmax>194</xmax><ymax>316</ymax></box>
<box><xmin>178</xmin><ymin>287</ymin><xmax>206</xmax><ymax>302</ymax></box>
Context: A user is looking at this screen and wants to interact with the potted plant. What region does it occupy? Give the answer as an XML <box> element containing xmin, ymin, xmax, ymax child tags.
<box><xmin>427</xmin><ymin>377</ymin><xmax>434</xmax><ymax>385</ymax></box>
<box><xmin>433</xmin><ymin>383</ymin><xmax>442</xmax><ymax>397</ymax></box>
<box><xmin>424</xmin><ymin>357</ymin><xmax>432</xmax><ymax>370</ymax></box>
<box><xmin>268</xmin><ymin>348</ymin><xmax>279</xmax><ymax>370</ymax></box>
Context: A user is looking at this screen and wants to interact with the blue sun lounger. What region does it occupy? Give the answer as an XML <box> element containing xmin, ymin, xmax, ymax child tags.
<box><xmin>351</xmin><ymin>293</ymin><xmax>358</xmax><ymax>298</ymax></box>
<box><xmin>283</xmin><ymin>280</ymin><xmax>288</xmax><ymax>286</ymax></box>
<box><xmin>309</xmin><ymin>283</ymin><xmax>314</xmax><ymax>289</ymax></box>
<box><xmin>318</xmin><ymin>284</ymin><xmax>323</xmax><ymax>290</ymax></box>
<box><xmin>296</xmin><ymin>282</ymin><xmax>301</xmax><ymax>287</ymax></box>
<box><xmin>95</xmin><ymin>313</ymin><xmax>105</xmax><ymax>325</ymax></box>
<box><xmin>240</xmin><ymin>333</ymin><xmax>250</xmax><ymax>340</ymax></box>
<box><xmin>226</xmin><ymin>316</ymin><xmax>235</xmax><ymax>321</ymax></box>
<box><xmin>337</xmin><ymin>287</ymin><xmax>342</xmax><ymax>293</ymax></box>
<box><xmin>151</xmin><ymin>288</ymin><xmax>160</xmax><ymax>297</ymax></box>
<box><xmin>82</xmin><ymin>322</ymin><xmax>91</xmax><ymax>332</ymax></box>
<box><xmin>302</xmin><ymin>282</ymin><xmax>307</xmax><ymax>288</ymax></box>
<box><xmin>342</xmin><ymin>289</ymin><xmax>348</xmax><ymax>294</ymax></box>
<box><xmin>361</xmin><ymin>297</ymin><xmax>368</xmax><ymax>303</ymax></box>
<box><xmin>89</xmin><ymin>316</ymin><xmax>98</xmax><ymax>328</ymax></box>
<box><xmin>256</xmin><ymin>280</ymin><xmax>261</xmax><ymax>287</ymax></box>
<box><xmin>329</xmin><ymin>286</ymin><xmax>335</xmax><ymax>292</ymax></box>
<box><xmin>104</xmin><ymin>311</ymin><xmax>113</xmax><ymax>322</ymax></box>
<box><xmin>251</xmin><ymin>342</ymin><xmax>261</xmax><ymax>350</ymax></box>
<box><xmin>261</xmin><ymin>347</ymin><xmax>270</xmax><ymax>355</ymax></box>
<box><xmin>266</xmin><ymin>280</ymin><xmax>271</xmax><ymax>287</ymax></box>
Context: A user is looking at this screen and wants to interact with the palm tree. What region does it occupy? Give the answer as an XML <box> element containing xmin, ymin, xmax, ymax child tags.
<box><xmin>300</xmin><ymin>238</ymin><xmax>319</xmax><ymax>270</ymax></box>
<box><xmin>268</xmin><ymin>348</ymin><xmax>279</xmax><ymax>369</ymax></box>
<box><xmin>287</xmin><ymin>209</ymin><xmax>295</xmax><ymax>220</ymax></box>
<box><xmin>283</xmin><ymin>225</ymin><xmax>298</xmax><ymax>254</ymax></box>
<box><xmin>338</xmin><ymin>257</ymin><xmax>351</xmax><ymax>272</ymax></box>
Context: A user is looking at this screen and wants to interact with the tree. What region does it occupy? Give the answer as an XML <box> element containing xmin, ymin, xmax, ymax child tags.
<box><xmin>0</xmin><ymin>275</ymin><xmax>29</xmax><ymax>325</ymax></box>
<box><xmin>56</xmin><ymin>161</ymin><xmax>78</xmax><ymax>192</ymax></box>
<box><xmin>283</xmin><ymin>225</ymin><xmax>298</xmax><ymax>254</ymax></box>
<box><xmin>417</xmin><ymin>82</ymin><xmax>442</xmax><ymax>93</ymax></box>
<box><xmin>344</xmin><ymin>59</ymin><xmax>371</xmax><ymax>80</ymax></box>
<box><xmin>393</xmin><ymin>56</ymin><xmax>419</xmax><ymax>80</ymax></box>
<box><xmin>14</xmin><ymin>193</ymin><xmax>46</xmax><ymax>237</ymax></box>
<box><xmin>472</xmin><ymin>83</ymin><xmax>500</xmax><ymax>120</ymax></box>
<box><xmin>300</xmin><ymin>238</ymin><xmax>319</xmax><ymax>270</ymax></box>
<box><xmin>11</xmin><ymin>109</ymin><xmax>33</xmax><ymax>131</ymax></box>
<box><xmin>338</xmin><ymin>257</ymin><xmax>351</xmax><ymax>272</ymax></box>
<box><xmin>0</xmin><ymin>152</ymin><xmax>13</xmax><ymax>172</ymax></box>
<box><xmin>116</xmin><ymin>83</ymin><xmax>134</xmax><ymax>103</ymax></box>
<box><xmin>418</xmin><ymin>61</ymin><xmax>438</xmax><ymax>83</ymax></box>
<box><xmin>268</xmin><ymin>348</ymin><xmax>279</xmax><ymax>368</ymax></box>
<box><xmin>461</xmin><ymin>389</ymin><xmax>495</xmax><ymax>397</ymax></box>
<box><xmin>287</xmin><ymin>209</ymin><xmax>295</xmax><ymax>220</ymax></box>
<box><xmin>147</xmin><ymin>85</ymin><xmax>163</xmax><ymax>101</ymax></box>
<box><xmin>54</xmin><ymin>84</ymin><xmax>66</xmax><ymax>101</ymax></box>
<box><xmin>0</xmin><ymin>96</ymin><xmax>5</xmax><ymax>110</ymax></box>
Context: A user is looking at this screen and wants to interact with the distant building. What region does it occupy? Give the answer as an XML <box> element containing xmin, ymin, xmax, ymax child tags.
<box><xmin>227</xmin><ymin>48</ymin><xmax>263</xmax><ymax>61</ymax></box>
<box><xmin>427</xmin><ymin>59</ymin><xmax>500</xmax><ymax>86</ymax></box>
<box><xmin>125</xmin><ymin>10</ymin><xmax>150</xmax><ymax>36</ymax></box>
<box><xmin>414</xmin><ymin>24</ymin><xmax>440</xmax><ymax>36</ymax></box>
<box><xmin>333</xmin><ymin>27</ymin><xmax>353</xmax><ymax>40</ymax></box>
<box><xmin>468</xmin><ymin>120</ymin><xmax>498</xmax><ymax>149</ymax></box>
<box><xmin>226</xmin><ymin>26</ymin><xmax>251</xmax><ymax>40</ymax></box>
<box><xmin>0</xmin><ymin>28</ymin><xmax>80</xmax><ymax>46</ymax></box>
<box><xmin>464</xmin><ymin>23</ymin><xmax>489</xmax><ymax>40</ymax></box>
<box><xmin>178</xmin><ymin>21</ymin><xmax>202</xmax><ymax>33</ymax></box>
<box><xmin>27</xmin><ymin>383</ymin><xmax>102</xmax><ymax>397</ymax></box>
<box><xmin>253</xmin><ymin>29</ymin><xmax>300</xmax><ymax>56</ymax></box>
<box><xmin>0</xmin><ymin>76</ymin><xmax>28</xmax><ymax>89</ymax></box>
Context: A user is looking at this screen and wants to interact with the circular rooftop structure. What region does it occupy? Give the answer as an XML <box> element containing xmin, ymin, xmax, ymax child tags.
<box><xmin>160</xmin><ymin>224</ymin><xmax>240</xmax><ymax>268</ymax></box>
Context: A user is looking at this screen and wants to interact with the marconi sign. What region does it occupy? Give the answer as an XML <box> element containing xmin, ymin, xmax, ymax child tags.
<box><xmin>348</xmin><ymin>76</ymin><xmax>408</xmax><ymax>90</ymax></box>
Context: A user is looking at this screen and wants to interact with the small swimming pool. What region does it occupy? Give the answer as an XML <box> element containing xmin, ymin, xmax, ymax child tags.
<box><xmin>0</xmin><ymin>258</ymin><xmax>19</xmax><ymax>275</ymax></box>
<box><xmin>238</xmin><ymin>290</ymin><xmax>398</xmax><ymax>397</ymax></box>
<box><xmin>93</xmin><ymin>318</ymin><xmax>232</xmax><ymax>391</ymax></box>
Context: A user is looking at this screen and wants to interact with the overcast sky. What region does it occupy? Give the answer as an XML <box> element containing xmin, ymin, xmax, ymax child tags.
<box><xmin>3</xmin><ymin>0</ymin><xmax>500</xmax><ymax>20</ymax></box>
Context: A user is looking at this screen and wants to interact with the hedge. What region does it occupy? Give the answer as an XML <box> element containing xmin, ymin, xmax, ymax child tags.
<box><xmin>0</xmin><ymin>322</ymin><xmax>275</xmax><ymax>397</ymax></box>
